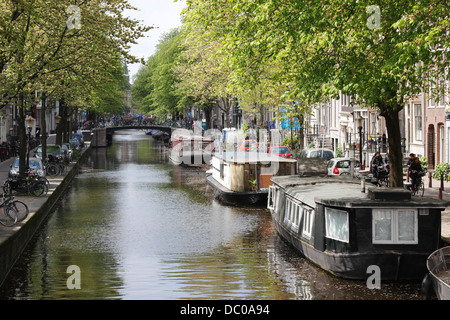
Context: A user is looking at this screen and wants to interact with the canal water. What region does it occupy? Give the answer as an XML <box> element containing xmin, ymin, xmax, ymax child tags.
<box><xmin>0</xmin><ymin>130</ymin><xmax>423</xmax><ymax>300</ymax></box>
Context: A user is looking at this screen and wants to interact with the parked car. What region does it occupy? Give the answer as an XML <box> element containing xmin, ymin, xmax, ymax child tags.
<box><xmin>9</xmin><ymin>157</ymin><xmax>46</xmax><ymax>177</ymax></box>
<box><xmin>327</xmin><ymin>158</ymin><xmax>361</xmax><ymax>176</ymax></box>
<box><xmin>69</xmin><ymin>138</ymin><xmax>81</xmax><ymax>151</ymax></box>
<box><xmin>238</xmin><ymin>140</ymin><xmax>258</xmax><ymax>152</ymax></box>
<box><xmin>269</xmin><ymin>146</ymin><xmax>292</xmax><ymax>158</ymax></box>
<box><xmin>297</xmin><ymin>147</ymin><xmax>335</xmax><ymax>161</ymax></box>
<box><xmin>34</xmin><ymin>144</ymin><xmax>62</xmax><ymax>159</ymax></box>
<box><xmin>61</xmin><ymin>143</ymin><xmax>73</xmax><ymax>162</ymax></box>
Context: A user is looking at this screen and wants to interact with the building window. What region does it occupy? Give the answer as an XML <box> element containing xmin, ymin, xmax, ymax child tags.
<box><xmin>302</xmin><ymin>208</ymin><xmax>315</xmax><ymax>239</ymax></box>
<box><xmin>414</xmin><ymin>104</ymin><xmax>422</xmax><ymax>141</ymax></box>
<box><xmin>372</xmin><ymin>209</ymin><xmax>418</xmax><ymax>244</ymax></box>
<box><xmin>325</xmin><ymin>208</ymin><xmax>349</xmax><ymax>243</ymax></box>
<box><xmin>429</xmin><ymin>77</ymin><xmax>446</xmax><ymax>108</ymax></box>
<box><xmin>437</xmin><ymin>76</ymin><xmax>446</xmax><ymax>107</ymax></box>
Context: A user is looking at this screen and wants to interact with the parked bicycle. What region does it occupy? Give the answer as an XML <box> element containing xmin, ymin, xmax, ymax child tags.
<box><xmin>0</xmin><ymin>193</ymin><xmax>29</xmax><ymax>227</ymax></box>
<box><xmin>375</xmin><ymin>165</ymin><xmax>389</xmax><ymax>187</ymax></box>
<box><xmin>3</xmin><ymin>171</ymin><xmax>48</xmax><ymax>197</ymax></box>
<box><xmin>44</xmin><ymin>155</ymin><xmax>66</xmax><ymax>176</ymax></box>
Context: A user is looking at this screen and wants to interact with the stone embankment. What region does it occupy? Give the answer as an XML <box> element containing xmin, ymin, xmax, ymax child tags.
<box><xmin>0</xmin><ymin>143</ymin><xmax>91</xmax><ymax>286</ymax></box>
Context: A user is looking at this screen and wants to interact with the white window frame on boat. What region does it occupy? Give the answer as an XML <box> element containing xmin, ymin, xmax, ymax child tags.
<box><xmin>302</xmin><ymin>207</ymin><xmax>314</xmax><ymax>239</ymax></box>
<box><xmin>268</xmin><ymin>186</ymin><xmax>280</xmax><ymax>211</ymax></box>
<box><xmin>325</xmin><ymin>208</ymin><xmax>349</xmax><ymax>243</ymax></box>
<box><xmin>372</xmin><ymin>208</ymin><xmax>418</xmax><ymax>244</ymax></box>
<box><xmin>283</xmin><ymin>196</ymin><xmax>303</xmax><ymax>233</ymax></box>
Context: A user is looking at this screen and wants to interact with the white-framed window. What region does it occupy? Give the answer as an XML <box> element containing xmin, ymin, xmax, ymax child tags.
<box><xmin>268</xmin><ymin>186</ymin><xmax>275</xmax><ymax>210</ymax></box>
<box><xmin>302</xmin><ymin>207</ymin><xmax>315</xmax><ymax>239</ymax></box>
<box><xmin>372</xmin><ymin>209</ymin><xmax>418</xmax><ymax>244</ymax></box>
<box><xmin>284</xmin><ymin>197</ymin><xmax>303</xmax><ymax>232</ymax></box>
<box><xmin>414</xmin><ymin>104</ymin><xmax>422</xmax><ymax>141</ymax></box>
<box><xmin>325</xmin><ymin>208</ymin><xmax>349</xmax><ymax>243</ymax></box>
<box><xmin>268</xmin><ymin>186</ymin><xmax>279</xmax><ymax>211</ymax></box>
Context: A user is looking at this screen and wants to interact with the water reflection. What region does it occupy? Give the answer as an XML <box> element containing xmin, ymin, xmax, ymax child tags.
<box><xmin>0</xmin><ymin>130</ymin><xmax>422</xmax><ymax>300</ymax></box>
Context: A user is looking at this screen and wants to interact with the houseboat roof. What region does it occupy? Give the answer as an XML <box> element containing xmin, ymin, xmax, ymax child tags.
<box><xmin>213</xmin><ymin>152</ymin><xmax>297</xmax><ymax>164</ymax></box>
<box><xmin>272</xmin><ymin>175</ymin><xmax>447</xmax><ymax>209</ymax></box>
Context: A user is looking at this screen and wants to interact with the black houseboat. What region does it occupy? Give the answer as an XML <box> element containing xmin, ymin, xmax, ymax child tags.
<box><xmin>268</xmin><ymin>176</ymin><xmax>446</xmax><ymax>281</ymax></box>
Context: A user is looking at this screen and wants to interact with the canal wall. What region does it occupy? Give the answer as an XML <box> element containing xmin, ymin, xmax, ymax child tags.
<box><xmin>0</xmin><ymin>144</ymin><xmax>92</xmax><ymax>287</ymax></box>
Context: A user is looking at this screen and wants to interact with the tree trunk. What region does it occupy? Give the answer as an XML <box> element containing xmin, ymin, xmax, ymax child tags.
<box><xmin>299</xmin><ymin>114</ymin><xmax>305</xmax><ymax>150</ymax></box>
<box><xmin>56</xmin><ymin>100</ymin><xmax>65</xmax><ymax>146</ymax></box>
<box><xmin>383</xmin><ymin>107</ymin><xmax>403</xmax><ymax>188</ymax></box>
<box><xmin>17</xmin><ymin>94</ymin><xmax>28</xmax><ymax>177</ymax></box>
<box><xmin>41</xmin><ymin>92</ymin><xmax>47</xmax><ymax>160</ymax></box>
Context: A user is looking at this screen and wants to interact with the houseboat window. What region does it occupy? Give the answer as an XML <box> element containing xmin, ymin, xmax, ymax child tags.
<box><xmin>268</xmin><ymin>186</ymin><xmax>275</xmax><ymax>210</ymax></box>
<box><xmin>302</xmin><ymin>208</ymin><xmax>314</xmax><ymax>239</ymax></box>
<box><xmin>284</xmin><ymin>197</ymin><xmax>302</xmax><ymax>232</ymax></box>
<box><xmin>325</xmin><ymin>208</ymin><xmax>349</xmax><ymax>243</ymax></box>
<box><xmin>268</xmin><ymin>186</ymin><xmax>279</xmax><ymax>211</ymax></box>
<box><xmin>372</xmin><ymin>209</ymin><xmax>418</xmax><ymax>244</ymax></box>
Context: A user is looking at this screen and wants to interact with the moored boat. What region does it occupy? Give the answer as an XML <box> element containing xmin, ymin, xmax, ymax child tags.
<box><xmin>268</xmin><ymin>175</ymin><xmax>446</xmax><ymax>281</ymax></box>
<box><xmin>425</xmin><ymin>246</ymin><xmax>450</xmax><ymax>299</ymax></box>
<box><xmin>169</xmin><ymin>130</ymin><xmax>215</xmax><ymax>166</ymax></box>
<box><xmin>207</xmin><ymin>152</ymin><xmax>297</xmax><ymax>206</ymax></box>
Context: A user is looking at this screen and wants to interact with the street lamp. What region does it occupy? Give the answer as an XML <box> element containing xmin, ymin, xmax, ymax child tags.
<box><xmin>355</xmin><ymin>113</ymin><xmax>363</xmax><ymax>170</ymax></box>
<box><xmin>25</xmin><ymin>115</ymin><xmax>35</xmax><ymax>168</ymax></box>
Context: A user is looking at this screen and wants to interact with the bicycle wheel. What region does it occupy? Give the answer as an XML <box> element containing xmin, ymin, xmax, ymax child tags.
<box><xmin>418</xmin><ymin>181</ymin><xmax>425</xmax><ymax>197</ymax></box>
<box><xmin>29</xmin><ymin>181</ymin><xmax>47</xmax><ymax>197</ymax></box>
<box><xmin>8</xmin><ymin>200</ymin><xmax>29</xmax><ymax>222</ymax></box>
<box><xmin>0</xmin><ymin>205</ymin><xmax>17</xmax><ymax>227</ymax></box>
<box><xmin>47</xmin><ymin>164</ymin><xmax>59</xmax><ymax>176</ymax></box>
<box><xmin>58</xmin><ymin>164</ymin><xmax>66</xmax><ymax>175</ymax></box>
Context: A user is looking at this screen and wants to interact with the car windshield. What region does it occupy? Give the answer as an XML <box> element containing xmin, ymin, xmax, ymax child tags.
<box><xmin>310</xmin><ymin>150</ymin><xmax>333</xmax><ymax>160</ymax></box>
<box><xmin>271</xmin><ymin>147</ymin><xmax>289</xmax><ymax>154</ymax></box>
<box><xmin>12</xmin><ymin>159</ymin><xmax>41</xmax><ymax>169</ymax></box>
<box><xmin>29</xmin><ymin>160</ymin><xmax>42</xmax><ymax>169</ymax></box>
<box><xmin>47</xmin><ymin>146</ymin><xmax>61</xmax><ymax>155</ymax></box>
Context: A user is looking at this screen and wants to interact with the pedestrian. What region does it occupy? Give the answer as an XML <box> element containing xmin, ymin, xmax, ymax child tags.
<box><xmin>407</xmin><ymin>153</ymin><xmax>415</xmax><ymax>167</ymax></box>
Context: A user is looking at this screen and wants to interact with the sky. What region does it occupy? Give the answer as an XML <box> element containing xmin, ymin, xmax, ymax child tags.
<box><xmin>124</xmin><ymin>0</ymin><xmax>186</xmax><ymax>83</ymax></box>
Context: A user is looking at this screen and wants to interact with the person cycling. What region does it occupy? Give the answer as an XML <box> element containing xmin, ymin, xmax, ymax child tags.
<box><xmin>408</xmin><ymin>157</ymin><xmax>423</xmax><ymax>191</ymax></box>
<box><xmin>371</xmin><ymin>152</ymin><xmax>385</xmax><ymax>179</ymax></box>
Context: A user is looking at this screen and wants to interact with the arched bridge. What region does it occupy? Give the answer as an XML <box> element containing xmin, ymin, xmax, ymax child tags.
<box><xmin>90</xmin><ymin>125</ymin><xmax>174</xmax><ymax>148</ymax></box>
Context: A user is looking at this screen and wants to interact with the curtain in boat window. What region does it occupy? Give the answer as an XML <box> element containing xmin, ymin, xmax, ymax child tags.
<box><xmin>325</xmin><ymin>208</ymin><xmax>349</xmax><ymax>243</ymax></box>
<box><xmin>398</xmin><ymin>210</ymin><xmax>416</xmax><ymax>242</ymax></box>
<box><xmin>373</xmin><ymin>210</ymin><xmax>393</xmax><ymax>242</ymax></box>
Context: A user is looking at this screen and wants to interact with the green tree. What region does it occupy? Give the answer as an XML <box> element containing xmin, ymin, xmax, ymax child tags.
<box><xmin>132</xmin><ymin>29</ymin><xmax>185</xmax><ymax>119</ymax></box>
<box><xmin>0</xmin><ymin>0</ymin><xmax>150</xmax><ymax>175</ymax></box>
<box><xmin>183</xmin><ymin>0</ymin><xmax>450</xmax><ymax>187</ymax></box>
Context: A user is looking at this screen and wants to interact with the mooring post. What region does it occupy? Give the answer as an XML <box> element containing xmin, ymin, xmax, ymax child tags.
<box><xmin>429</xmin><ymin>171</ymin><xmax>432</xmax><ymax>188</ymax></box>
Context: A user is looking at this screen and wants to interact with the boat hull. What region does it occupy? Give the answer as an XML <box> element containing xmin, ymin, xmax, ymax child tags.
<box><xmin>271</xmin><ymin>210</ymin><xmax>430</xmax><ymax>281</ymax></box>
<box><xmin>426</xmin><ymin>247</ymin><xmax>450</xmax><ymax>300</ymax></box>
<box><xmin>206</xmin><ymin>175</ymin><xmax>268</xmax><ymax>207</ymax></box>
<box><xmin>169</xmin><ymin>151</ymin><xmax>211</xmax><ymax>166</ymax></box>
